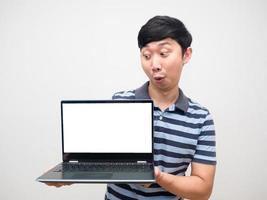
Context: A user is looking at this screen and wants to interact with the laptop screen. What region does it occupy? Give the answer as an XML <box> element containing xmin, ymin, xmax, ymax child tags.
<box><xmin>62</xmin><ymin>101</ymin><xmax>153</xmax><ymax>154</ymax></box>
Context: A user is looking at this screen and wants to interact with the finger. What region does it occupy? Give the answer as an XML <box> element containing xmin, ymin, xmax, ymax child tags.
<box><xmin>55</xmin><ymin>183</ymin><xmax>71</xmax><ymax>187</ymax></box>
<box><xmin>52</xmin><ymin>183</ymin><xmax>61</xmax><ymax>187</ymax></box>
<box><xmin>45</xmin><ymin>182</ymin><xmax>63</xmax><ymax>187</ymax></box>
<box><xmin>142</xmin><ymin>183</ymin><xmax>152</xmax><ymax>188</ymax></box>
<box><xmin>154</xmin><ymin>167</ymin><xmax>161</xmax><ymax>178</ymax></box>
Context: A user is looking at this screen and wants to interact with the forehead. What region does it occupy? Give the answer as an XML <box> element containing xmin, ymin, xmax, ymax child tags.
<box><xmin>142</xmin><ymin>38</ymin><xmax>180</xmax><ymax>51</ymax></box>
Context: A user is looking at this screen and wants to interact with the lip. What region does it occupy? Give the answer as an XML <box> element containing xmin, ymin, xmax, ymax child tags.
<box><xmin>153</xmin><ymin>74</ymin><xmax>165</xmax><ymax>79</ymax></box>
<box><xmin>153</xmin><ymin>75</ymin><xmax>165</xmax><ymax>83</ymax></box>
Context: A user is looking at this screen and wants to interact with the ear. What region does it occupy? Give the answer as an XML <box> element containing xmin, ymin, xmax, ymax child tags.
<box><xmin>183</xmin><ymin>47</ymin><xmax>192</xmax><ymax>65</ymax></box>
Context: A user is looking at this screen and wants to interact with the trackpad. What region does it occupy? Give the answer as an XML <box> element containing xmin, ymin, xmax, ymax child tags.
<box><xmin>69</xmin><ymin>173</ymin><xmax>113</xmax><ymax>179</ymax></box>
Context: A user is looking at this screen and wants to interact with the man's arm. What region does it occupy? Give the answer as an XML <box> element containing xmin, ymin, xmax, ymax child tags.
<box><xmin>155</xmin><ymin>162</ymin><xmax>216</xmax><ymax>200</ymax></box>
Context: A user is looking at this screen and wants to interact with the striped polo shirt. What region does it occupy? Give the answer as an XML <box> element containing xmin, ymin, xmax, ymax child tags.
<box><xmin>105</xmin><ymin>82</ymin><xmax>216</xmax><ymax>200</ymax></box>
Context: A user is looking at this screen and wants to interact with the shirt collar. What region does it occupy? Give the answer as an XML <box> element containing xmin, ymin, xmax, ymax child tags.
<box><xmin>135</xmin><ymin>81</ymin><xmax>189</xmax><ymax>113</ymax></box>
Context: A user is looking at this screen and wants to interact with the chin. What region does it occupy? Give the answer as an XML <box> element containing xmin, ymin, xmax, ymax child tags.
<box><xmin>153</xmin><ymin>83</ymin><xmax>169</xmax><ymax>91</ymax></box>
<box><xmin>155</xmin><ymin>82</ymin><xmax>178</xmax><ymax>92</ymax></box>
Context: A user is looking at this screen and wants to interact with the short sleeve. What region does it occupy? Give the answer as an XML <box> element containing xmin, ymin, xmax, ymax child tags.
<box><xmin>193</xmin><ymin>112</ymin><xmax>216</xmax><ymax>165</ymax></box>
<box><xmin>111</xmin><ymin>90</ymin><xmax>135</xmax><ymax>100</ymax></box>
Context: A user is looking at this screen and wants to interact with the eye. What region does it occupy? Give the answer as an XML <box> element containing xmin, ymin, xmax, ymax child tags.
<box><xmin>142</xmin><ymin>54</ymin><xmax>151</xmax><ymax>60</ymax></box>
<box><xmin>160</xmin><ymin>52</ymin><xmax>169</xmax><ymax>57</ymax></box>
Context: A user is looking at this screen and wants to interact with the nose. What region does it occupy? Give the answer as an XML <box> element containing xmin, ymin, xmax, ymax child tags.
<box><xmin>151</xmin><ymin>57</ymin><xmax>162</xmax><ymax>72</ymax></box>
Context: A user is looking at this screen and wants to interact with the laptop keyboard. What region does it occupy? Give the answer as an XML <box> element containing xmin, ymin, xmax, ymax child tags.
<box><xmin>54</xmin><ymin>162</ymin><xmax>153</xmax><ymax>173</ymax></box>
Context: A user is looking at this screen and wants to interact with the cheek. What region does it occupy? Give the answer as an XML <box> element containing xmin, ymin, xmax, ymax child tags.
<box><xmin>144</xmin><ymin>68</ymin><xmax>152</xmax><ymax>78</ymax></box>
<box><xmin>165</xmin><ymin>59</ymin><xmax>183</xmax><ymax>77</ymax></box>
<box><xmin>141</xmin><ymin>61</ymin><xmax>151</xmax><ymax>74</ymax></box>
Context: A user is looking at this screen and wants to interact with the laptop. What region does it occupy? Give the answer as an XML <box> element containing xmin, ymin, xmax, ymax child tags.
<box><xmin>37</xmin><ymin>100</ymin><xmax>155</xmax><ymax>183</ymax></box>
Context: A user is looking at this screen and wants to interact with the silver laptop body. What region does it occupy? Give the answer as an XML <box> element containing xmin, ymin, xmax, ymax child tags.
<box><xmin>37</xmin><ymin>100</ymin><xmax>155</xmax><ymax>183</ymax></box>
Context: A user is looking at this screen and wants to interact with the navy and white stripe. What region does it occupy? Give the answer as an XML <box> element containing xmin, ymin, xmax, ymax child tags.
<box><xmin>105</xmin><ymin>82</ymin><xmax>216</xmax><ymax>200</ymax></box>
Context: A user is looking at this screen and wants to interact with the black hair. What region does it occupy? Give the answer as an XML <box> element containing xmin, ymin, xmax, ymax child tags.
<box><xmin>138</xmin><ymin>16</ymin><xmax>192</xmax><ymax>54</ymax></box>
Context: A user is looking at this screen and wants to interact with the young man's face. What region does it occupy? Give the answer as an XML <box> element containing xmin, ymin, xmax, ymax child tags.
<box><xmin>140</xmin><ymin>38</ymin><xmax>191</xmax><ymax>91</ymax></box>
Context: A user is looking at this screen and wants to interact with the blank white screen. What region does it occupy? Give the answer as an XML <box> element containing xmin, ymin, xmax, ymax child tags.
<box><xmin>62</xmin><ymin>102</ymin><xmax>152</xmax><ymax>153</ymax></box>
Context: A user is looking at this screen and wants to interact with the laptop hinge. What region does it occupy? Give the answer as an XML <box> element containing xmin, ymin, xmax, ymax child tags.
<box><xmin>69</xmin><ymin>160</ymin><xmax>79</xmax><ymax>163</ymax></box>
<box><xmin>137</xmin><ymin>161</ymin><xmax>147</xmax><ymax>163</ymax></box>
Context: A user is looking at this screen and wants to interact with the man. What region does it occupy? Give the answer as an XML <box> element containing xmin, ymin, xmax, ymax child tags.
<box><xmin>105</xmin><ymin>16</ymin><xmax>216</xmax><ymax>200</ymax></box>
<box><xmin>48</xmin><ymin>15</ymin><xmax>216</xmax><ymax>200</ymax></box>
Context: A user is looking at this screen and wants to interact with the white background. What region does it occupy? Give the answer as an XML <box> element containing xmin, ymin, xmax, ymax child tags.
<box><xmin>1</xmin><ymin>0</ymin><xmax>267</xmax><ymax>199</ymax></box>
<box><xmin>63</xmin><ymin>103</ymin><xmax>152</xmax><ymax>153</ymax></box>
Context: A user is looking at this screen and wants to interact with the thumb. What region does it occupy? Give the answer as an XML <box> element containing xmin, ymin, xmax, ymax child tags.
<box><xmin>154</xmin><ymin>167</ymin><xmax>161</xmax><ymax>178</ymax></box>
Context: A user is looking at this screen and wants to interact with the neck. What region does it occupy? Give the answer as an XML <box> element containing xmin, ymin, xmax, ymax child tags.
<box><xmin>148</xmin><ymin>82</ymin><xmax>179</xmax><ymax>111</ymax></box>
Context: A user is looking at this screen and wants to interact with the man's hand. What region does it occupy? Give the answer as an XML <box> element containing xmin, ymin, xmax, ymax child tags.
<box><xmin>153</xmin><ymin>164</ymin><xmax>215</xmax><ymax>200</ymax></box>
<box><xmin>154</xmin><ymin>166</ymin><xmax>162</xmax><ymax>181</ymax></box>
<box><xmin>141</xmin><ymin>167</ymin><xmax>162</xmax><ymax>188</ymax></box>
<box><xmin>45</xmin><ymin>182</ymin><xmax>73</xmax><ymax>188</ymax></box>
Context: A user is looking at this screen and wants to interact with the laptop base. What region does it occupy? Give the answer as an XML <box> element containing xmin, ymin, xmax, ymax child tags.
<box><xmin>37</xmin><ymin>163</ymin><xmax>155</xmax><ymax>183</ymax></box>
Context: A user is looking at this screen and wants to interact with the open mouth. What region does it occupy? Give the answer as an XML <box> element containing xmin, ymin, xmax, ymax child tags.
<box><xmin>154</xmin><ymin>77</ymin><xmax>163</xmax><ymax>81</ymax></box>
<box><xmin>153</xmin><ymin>76</ymin><xmax>165</xmax><ymax>82</ymax></box>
